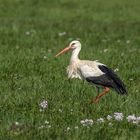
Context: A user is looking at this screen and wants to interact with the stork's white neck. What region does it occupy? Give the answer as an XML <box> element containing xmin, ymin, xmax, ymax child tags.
<box><xmin>70</xmin><ymin>47</ymin><xmax>81</xmax><ymax>61</ymax></box>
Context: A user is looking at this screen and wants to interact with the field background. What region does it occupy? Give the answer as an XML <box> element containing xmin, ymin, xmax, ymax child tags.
<box><xmin>0</xmin><ymin>0</ymin><xmax>140</xmax><ymax>139</ymax></box>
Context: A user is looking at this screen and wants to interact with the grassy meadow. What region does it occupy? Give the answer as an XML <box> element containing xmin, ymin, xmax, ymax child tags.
<box><xmin>0</xmin><ymin>0</ymin><xmax>140</xmax><ymax>139</ymax></box>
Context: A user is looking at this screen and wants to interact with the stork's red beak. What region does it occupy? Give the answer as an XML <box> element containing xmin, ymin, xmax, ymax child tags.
<box><xmin>55</xmin><ymin>46</ymin><xmax>71</xmax><ymax>57</ymax></box>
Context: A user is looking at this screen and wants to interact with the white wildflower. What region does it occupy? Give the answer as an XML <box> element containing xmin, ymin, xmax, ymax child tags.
<box><xmin>108</xmin><ymin>122</ymin><xmax>113</xmax><ymax>126</ymax></box>
<box><xmin>39</xmin><ymin>100</ymin><xmax>48</xmax><ymax>109</ymax></box>
<box><xmin>107</xmin><ymin>115</ymin><xmax>113</xmax><ymax>120</ymax></box>
<box><xmin>25</xmin><ymin>30</ymin><xmax>35</xmax><ymax>36</ymax></box>
<box><xmin>126</xmin><ymin>40</ymin><xmax>130</xmax><ymax>44</ymax></box>
<box><xmin>58</xmin><ymin>109</ymin><xmax>63</xmax><ymax>112</ymax></box>
<box><xmin>47</xmin><ymin>125</ymin><xmax>51</xmax><ymax>128</ymax></box>
<box><xmin>132</xmin><ymin>120</ymin><xmax>139</xmax><ymax>124</ymax></box>
<box><xmin>80</xmin><ymin>120</ymin><xmax>85</xmax><ymax>124</ymax></box>
<box><xmin>38</xmin><ymin>121</ymin><xmax>51</xmax><ymax>129</ymax></box>
<box><xmin>80</xmin><ymin>119</ymin><xmax>93</xmax><ymax>126</ymax></box>
<box><xmin>114</xmin><ymin>68</ymin><xmax>119</xmax><ymax>72</ymax></box>
<box><xmin>126</xmin><ymin>115</ymin><xmax>140</xmax><ymax>124</ymax></box>
<box><xmin>45</xmin><ymin>120</ymin><xmax>49</xmax><ymax>124</ymax></box>
<box><xmin>66</xmin><ymin>127</ymin><xmax>70</xmax><ymax>131</ymax></box>
<box><xmin>25</xmin><ymin>31</ymin><xmax>31</xmax><ymax>36</ymax></box>
<box><xmin>97</xmin><ymin>118</ymin><xmax>104</xmax><ymax>123</ymax></box>
<box><xmin>70</xmin><ymin>109</ymin><xmax>73</xmax><ymax>112</ymax></box>
<box><xmin>136</xmin><ymin>117</ymin><xmax>140</xmax><ymax>121</ymax></box>
<box><xmin>114</xmin><ymin>112</ymin><xmax>123</xmax><ymax>121</ymax></box>
<box><xmin>103</xmin><ymin>49</ymin><xmax>108</xmax><ymax>53</ymax></box>
<box><xmin>43</xmin><ymin>56</ymin><xmax>47</xmax><ymax>59</ymax></box>
<box><xmin>127</xmin><ymin>114</ymin><xmax>136</xmax><ymax>122</ymax></box>
<box><xmin>15</xmin><ymin>122</ymin><xmax>19</xmax><ymax>125</ymax></box>
<box><xmin>74</xmin><ymin>126</ymin><xmax>79</xmax><ymax>129</ymax></box>
<box><xmin>38</xmin><ymin>125</ymin><xmax>45</xmax><ymax>129</ymax></box>
<box><xmin>58</xmin><ymin>32</ymin><xmax>66</xmax><ymax>36</ymax></box>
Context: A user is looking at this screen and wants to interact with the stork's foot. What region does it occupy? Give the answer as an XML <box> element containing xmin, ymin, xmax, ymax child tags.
<box><xmin>90</xmin><ymin>97</ymin><xmax>100</xmax><ymax>104</ymax></box>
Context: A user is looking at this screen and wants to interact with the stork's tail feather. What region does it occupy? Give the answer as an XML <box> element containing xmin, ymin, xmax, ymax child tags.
<box><xmin>112</xmin><ymin>78</ymin><xmax>127</xmax><ymax>95</ymax></box>
<box><xmin>98</xmin><ymin>65</ymin><xmax>127</xmax><ymax>95</ymax></box>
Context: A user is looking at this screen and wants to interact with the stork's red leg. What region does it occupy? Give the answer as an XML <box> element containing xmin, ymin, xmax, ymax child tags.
<box><xmin>91</xmin><ymin>87</ymin><xmax>110</xmax><ymax>104</ymax></box>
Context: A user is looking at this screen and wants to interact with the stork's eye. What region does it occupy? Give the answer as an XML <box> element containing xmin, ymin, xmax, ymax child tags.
<box><xmin>72</xmin><ymin>43</ymin><xmax>75</xmax><ymax>45</ymax></box>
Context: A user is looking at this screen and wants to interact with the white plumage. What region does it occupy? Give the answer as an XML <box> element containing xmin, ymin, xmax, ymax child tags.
<box><xmin>67</xmin><ymin>60</ymin><xmax>105</xmax><ymax>80</ymax></box>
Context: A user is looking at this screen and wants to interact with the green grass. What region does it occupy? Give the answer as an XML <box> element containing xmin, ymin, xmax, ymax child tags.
<box><xmin>0</xmin><ymin>0</ymin><xmax>140</xmax><ymax>139</ymax></box>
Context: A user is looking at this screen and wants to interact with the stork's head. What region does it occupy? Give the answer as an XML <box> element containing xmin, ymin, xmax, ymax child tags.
<box><xmin>55</xmin><ymin>40</ymin><xmax>81</xmax><ymax>57</ymax></box>
<box><xmin>69</xmin><ymin>40</ymin><xmax>81</xmax><ymax>50</ymax></box>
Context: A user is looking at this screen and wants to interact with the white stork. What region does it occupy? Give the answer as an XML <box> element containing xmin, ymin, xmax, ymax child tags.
<box><xmin>55</xmin><ymin>40</ymin><xmax>127</xmax><ymax>103</ymax></box>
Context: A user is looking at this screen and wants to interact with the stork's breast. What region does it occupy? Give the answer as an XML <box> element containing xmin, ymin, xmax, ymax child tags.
<box><xmin>67</xmin><ymin>64</ymin><xmax>82</xmax><ymax>79</ymax></box>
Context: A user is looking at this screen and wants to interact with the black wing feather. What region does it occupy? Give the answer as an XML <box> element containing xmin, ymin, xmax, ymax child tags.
<box><xmin>86</xmin><ymin>65</ymin><xmax>127</xmax><ymax>95</ymax></box>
